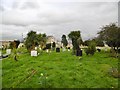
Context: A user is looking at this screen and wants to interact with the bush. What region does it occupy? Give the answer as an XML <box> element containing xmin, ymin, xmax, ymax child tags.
<box><xmin>52</xmin><ymin>42</ymin><xmax>56</xmax><ymax>50</ymax></box>
<box><xmin>108</xmin><ymin>67</ymin><xmax>120</xmax><ymax>78</ymax></box>
<box><xmin>17</xmin><ymin>47</ymin><xmax>28</xmax><ymax>54</ymax></box>
<box><xmin>109</xmin><ymin>48</ymin><xmax>117</xmax><ymax>58</ymax></box>
<box><xmin>9</xmin><ymin>40</ymin><xmax>20</xmax><ymax>49</ymax></box>
<box><xmin>85</xmin><ymin>41</ymin><xmax>96</xmax><ymax>55</ymax></box>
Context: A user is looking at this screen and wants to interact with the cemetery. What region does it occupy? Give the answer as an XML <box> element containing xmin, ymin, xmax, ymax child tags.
<box><xmin>1</xmin><ymin>47</ymin><xmax>119</xmax><ymax>88</ymax></box>
<box><xmin>1</xmin><ymin>24</ymin><xmax>120</xmax><ymax>88</ymax></box>
<box><xmin>1</xmin><ymin>0</ymin><xmax>120</xmax><ymax>89</ymax></box>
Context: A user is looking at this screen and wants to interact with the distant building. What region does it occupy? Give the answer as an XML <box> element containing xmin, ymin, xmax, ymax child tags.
<box><xmin>46</xmin><ymin>36</ymin><xmax>56</xmax><ymax>44</ymax></box>
<box><xmin>56</xmin><ymin>40</ymin><xmax>62</xmax><ymax>48</ymax></box>
<box><xmin>67</xmin><ymin>43</ymin><xmax>73</xmax><ymax>49</ymax></box>
<box><xmin>0</xmin><ymin>40</ymin><xmax>14</xmax><ymax>49</ymax></box>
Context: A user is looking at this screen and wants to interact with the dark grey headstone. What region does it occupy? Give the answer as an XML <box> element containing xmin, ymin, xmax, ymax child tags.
<box><xmin>97</xmin><ymin>49</ymin><xmax>101</xmax><ymax>52</ymax></box>
<box><xmin>56</xmin><ymin>48</ymin><xmax>60</xmax><ymax>52</ymax></box>
<box><xmin>76</xmin><ymin>49</ymin><xmax>82</xmax><ymax>56</ymax></box>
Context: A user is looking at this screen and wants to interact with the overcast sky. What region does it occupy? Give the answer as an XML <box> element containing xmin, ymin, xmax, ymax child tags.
<box><xmin>0</xmin><ymin>0</ymin><xmax>118</xmax><ymax>41</ymax></box>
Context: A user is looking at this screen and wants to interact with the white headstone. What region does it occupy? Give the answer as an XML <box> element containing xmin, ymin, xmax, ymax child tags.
<box><xmin>0</xmin><ymin>51</ymin><xmax>1</xmax><ymax>56</ymax></box>
<box><xmin>46</xmin><ymin>49</ymin><xmax>49</xmax><ymax>53</ymax></box>
<box><xmin>35</xmin><ymin>47</ymin><xmax>37</xmax><ymax>50</ymax></box>
<box><xmin>31</xmin><ymin>50</ymin><xmax>37</xmax><ymax>56</ymax></box>
<box><xmin>6</xmin><ymin>49</ymin><xmax>11</xmax><ymax>55</ymax></box>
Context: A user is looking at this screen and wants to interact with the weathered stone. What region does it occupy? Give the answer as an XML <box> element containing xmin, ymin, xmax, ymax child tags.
<box><xmin>6</xmin><ymin>49</ymin><xmax>11</xmax><ymax>55</ymax></box>
<box><xmin>31</xmin><ymin>50</ymin><xmax>37</xmax><ymax>56</ymax></box>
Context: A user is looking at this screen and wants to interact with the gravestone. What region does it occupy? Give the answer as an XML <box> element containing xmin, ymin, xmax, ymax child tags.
<box><xmin>76</xmin><ymin>49</ymin><xmax>82</xmax><ymax>56</ymax></box>
<box><xmin>31</xmin><ymin>50</ymin><xmax>37</xmax><ymax>56</ymax></box>
<box><xmin>68</xmin><ymin>49</ymin><xmax>70</xmax><ymax>51</ymax></box>
<box><xmin>97</xmin><ymin>49</ymin><xmax>101</xmax><ymax>52</ymax></box>
<box><xmin>2</xmin><ymin>54</ymin><xmax>8</xmax><ymax>58</ymax></box>
<box><xmin>68</xmin><ymin>47</ymin><xmax>70</xmax><ymax>51</ymax></box>
<box><xmin>46</xmin><ymin>49</ymin><xmax>49</xmax><ymax>53</ymax></box>
<box><xmin>6</xmin><ymin>49</ymin><xmax>11</xmax><ymax>55</ymax></box>
<box><xmin>35</xmin><ymin>47</ymin><xmax>37</xmax><ymax>50</ymax></box>
<box><xmin>0</xmin><ymin>51</ymin><xmax>1</xmax><ymax>56</ymax></box>
<box><xmin>56</xmin><ymin>48</ymin><xmax>60</xmax><ymax>52</ymax></box>
<box><xmin>68</xmin><ymin>47</ymin><xmax>70</xmax><ymax>49</ymax></box>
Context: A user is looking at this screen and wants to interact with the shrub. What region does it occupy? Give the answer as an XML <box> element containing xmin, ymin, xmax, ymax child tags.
<box><xmin>9</xmin><ymin>40</ymin><xmax>20</xmax><ymax>49</ymax></box>
<box><xmin>52</xmin><ymin>42</ymin><xmax>56</xmax><ymax>50</ymax></box>
<box><xmin>17</xmin><ymin>47</ymin><xmax>28</xmax><ymax>54</ymax></box>
<box><xmin>109</xmin><ymin>48</ymin><xmax>117</xmax><ymax>58</ymax></box>
<box><xmin>108</xmin><ymin>67</ymin><xmax>120</xmax><ymax>78</ymax></box>
<box><xmin>85</xmin><ymin>41</ymin><xmax>96</xmax><ymax>55</ymax></box>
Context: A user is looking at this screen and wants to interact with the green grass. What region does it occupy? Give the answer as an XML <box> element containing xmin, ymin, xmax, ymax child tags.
<box><xmin>2</xmin><ymin>49</ymin><xmax>118</xmax><ymax>88</ymax></box>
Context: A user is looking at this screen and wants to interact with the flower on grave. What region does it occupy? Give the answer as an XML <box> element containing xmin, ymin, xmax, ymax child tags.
<box><xmin>41</xmin><ymin>73</ymin><xmax>43</xmax><ymax>76</ymax></box>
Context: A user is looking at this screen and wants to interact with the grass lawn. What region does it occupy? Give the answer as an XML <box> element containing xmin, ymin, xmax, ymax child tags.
<box><xmin>1</xmin><ymin>49</ymin><xmax>119</xmax><ymax>88</ymax></box>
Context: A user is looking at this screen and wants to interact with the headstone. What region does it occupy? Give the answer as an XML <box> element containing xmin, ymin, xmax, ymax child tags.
<box><xmin>68</xmin><ymin>47</ymin><xmax>70</xmax><ymax>49</ymax></box>
<box><xmin>56</xmin><ymin>48</ymin><xmax>60</xmax><ymax>52</ymax></box>
<box><xmin>31</xmin><ymin>50</ymin><xmax>37</xmax><ymax>56</ymax></box>
<box><xmin>97</xmin><ymin>49</ymin><xmax>101</xmax><ymax>52</ymax></box>
<box><xmin>68</xmin><ymin>47</ymin><xmax>70</xmax><ymax>51</ymax></box>
<box><xmin>2</xmin><ymin>54</ymin><xmax>8</xmax><ymax>58</ymax></box>
<box><xmin>6</xmin><ymin>49</ymin><xmax>11</xmax><ymax>55</ymax></box>
<box><xmin>46</xmin><ymin>49</ymin><xmax>49</xmax><ymax>53</ymax></box>
<box><xmin>0</xmin><ymin>51</ymin><xmax>1</xmax><ymax>56</ymax></box>
<box><xmin>68</xmin><ymin>49</ymin><xmax>70</xmax><ymax>51</ymax></box>
<box><xmin>35</xmin><ymin>47</ymin><xmax>37</xmax><ymax>50</ymax></box>
<box><xmin>76</xmin><ymin>49</ymin><xmax>82</xmax><ymax>56</ymax></box>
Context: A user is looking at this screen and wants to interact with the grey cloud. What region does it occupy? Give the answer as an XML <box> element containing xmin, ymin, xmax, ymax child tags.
<box><xmin>20</xmin><ymin>1</ymin><xmax>40</xmax><ymax>9</ymax></box>
<box><xmin>1</xmin><ymin>1</ymin><xmax>118</xmax><ymax>41</ymax></box>
<box><xmin>12</xmin><ymin>0</ymin><xmax>40</xmax><ymax>10</ymax></box>
<box><xmin>0</xmin><ymin>5</ymin><xmax>4</xmax><ymax>11</ymax></box>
